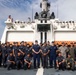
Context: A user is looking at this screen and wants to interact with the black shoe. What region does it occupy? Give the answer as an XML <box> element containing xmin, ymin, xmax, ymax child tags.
<box><xmin>7</xmin><ymin>68</ymin><xmax>10</xmax><ymax>70</ymax></box>
<box><xmin>46</xmin><ymin>67</ymin><xmax>48</xmax><ymax>69</ymax></box>
<box><xmin>43</xmin><ymin>66</ymin><xmax>45</xmax><ymax>68</ymax></box>
<box><xmin>0</xmin><ymin>64</ymin><xmax>2</xmax><ymax>67</ymax></box>
<box><xmin>54</xmin><ymin>66</ymin><xmax>57</xmax><ymax>69</ymax></box>
<box><xmin>0</xmin><ymin>64</ymin><xmax>1</xmax><ymax>66</ymax></box>
<box><xmin>34</xmin><ymin>67</ymin><xmax>37</xmax><ymax>69</ymax></box>
<box><xmin>24</xmin><ymin>68</ymin><xmax>27</xmax><ymax>70</ymax></box>
<box><xmin>38</xmin><ymin>66</ymin><xmax>40</xmax><ymax>68</ymax></box>
<box><xmin>62</xmin><ymin>69</ymin><xmax>65</xmax><ymax>71</ymax></box>
<box><xmin>72</xmin><ymin>69</ymin><xmax>74</xmax><ymax>71</ymax></box>
<box><xmin>50</xmin><ymin>66</ymin><xmax>53</xmax><ymax>68</ymax></box>
<box><xmin>17</xmin><ymin>68</ymin><xmax>20</xmax><ymax>70</ymax></box>
<box><xmin>56</xmin><ymin>68</ymin><xmax>59</xmax><ymax>72</ymax></box>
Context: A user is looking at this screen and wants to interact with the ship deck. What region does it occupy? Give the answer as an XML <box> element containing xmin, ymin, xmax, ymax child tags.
<box><xmin>0</xmin><ymin>67</ymin><xmax>76</xmax><ymax>75</ymax></box>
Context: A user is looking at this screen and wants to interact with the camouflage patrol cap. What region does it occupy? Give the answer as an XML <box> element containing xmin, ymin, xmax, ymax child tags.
<box><xmin>70</xmin><ymin>42</ymin><xmax>73</xmax><ymax>44</ymax></box>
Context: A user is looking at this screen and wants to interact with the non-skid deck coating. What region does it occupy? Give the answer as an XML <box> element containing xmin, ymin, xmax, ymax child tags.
<box><xmin>0</xmin><ymin>67</ymin><xmax>76</xmax><ymax>75</ymax></box>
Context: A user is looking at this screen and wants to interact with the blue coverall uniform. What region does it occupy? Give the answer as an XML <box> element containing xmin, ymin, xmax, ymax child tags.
<box><xmin>32</xmin><ymin>44</ymin><xmax>40</xmax><ymax>68</ymax></box>
<box><xmin>49</xmin><ymin>45</ymin><xmax>58</xmax><ymax>68</ymax></box>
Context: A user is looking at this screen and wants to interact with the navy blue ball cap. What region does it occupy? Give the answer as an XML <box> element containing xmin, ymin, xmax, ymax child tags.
<box><xmin>13</xmin><ymin>42</ymin><xmax>17</xmax><ymax>44</ymax></box>
<box><xmin>20</xmin><ymin>41</ymin><xmax>24</xmax><ymax>44</ymax></box>
<box><xmin>35</xmin><ymin>40</ymin><xmax>38</xmax><ymax>42</ymax></box>
<box><xmin>52</xmin><ymin>41</ymin><xmax>55</xmax><ymax>43</ymax></box>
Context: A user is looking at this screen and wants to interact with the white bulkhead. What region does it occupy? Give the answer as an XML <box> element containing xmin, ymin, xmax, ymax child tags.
<box><xmin>1</xmin><ymin>0</ymin><xmax>76</xmax><ymax>44</ymax></box>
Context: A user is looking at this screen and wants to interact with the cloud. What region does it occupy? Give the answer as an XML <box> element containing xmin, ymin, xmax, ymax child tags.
<box><xmin>51</xmin><ymin>0</ymin><xmax>76</xmax><ymax>21</ymax></box>
<box><xmin>0</xmin><ymin>0</ymin><xmax>41</xmax><ymax>40</ymax></box>
<box><xmin>0</xmin><ymin>0</ymin><xmax>41</xmax><ymax>21</ymax></box>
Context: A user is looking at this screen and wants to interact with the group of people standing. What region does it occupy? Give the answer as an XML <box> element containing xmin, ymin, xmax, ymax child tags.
<box><xmin>0</xmin><ymin>41</ymin><xmax>76</xmax><ymax>71</ymax></box>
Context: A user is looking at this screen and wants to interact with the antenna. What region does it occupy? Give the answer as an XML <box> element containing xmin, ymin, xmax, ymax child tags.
<box><xmin>32</xmin><ymin>6</ymin><xmax>33</xmax><ymax>22</ymax></box>
<box><xmin>57</xmin><ymin>4</ymin><xmax>59</xmax><ymax>18</ymax></box>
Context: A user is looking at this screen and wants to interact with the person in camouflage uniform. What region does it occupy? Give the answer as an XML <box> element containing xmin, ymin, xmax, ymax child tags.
<box><xmin>66</xmin><ymin>54</ymin><xmax>75</xmax><ymax>71</ymax></box>
<box><xmin>59</xmin><ymin>42</ymin><xmax>68</xmax><ymax>58</ymax></box>
<box><xmin>73</xmin><ymin>42</ymin><xmax>76</xmax><ymax>70</ymax></box>
<box><xmin>68</xmin><ymin>43</ymin><xmax>75</xmax><ymax>59</ymax></box>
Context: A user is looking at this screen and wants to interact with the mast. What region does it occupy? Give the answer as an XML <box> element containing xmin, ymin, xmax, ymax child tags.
<box><xmin>41</xmin><ymin>0</ymin><xmax>50</xmax><ymax>12</ymax></box>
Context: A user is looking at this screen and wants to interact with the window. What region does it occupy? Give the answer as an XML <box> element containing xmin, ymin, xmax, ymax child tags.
<box><xmin>45</xmin><ymin>20</ymin><xmax>47</xmax><ymax>23</ymax></box>
<box><xmin>41</xmin><ymin>20</ymin><xmax>43</xmax><ymax>23</ymax></box>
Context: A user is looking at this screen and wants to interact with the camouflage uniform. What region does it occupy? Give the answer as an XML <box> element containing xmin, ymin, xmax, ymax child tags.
<box><xmin>66</xmin><ymin>57</ymin><xmax>75</xmax><ymax>70</ymax></box>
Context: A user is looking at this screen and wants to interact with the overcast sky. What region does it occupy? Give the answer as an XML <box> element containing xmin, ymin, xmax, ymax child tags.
<box><xmin>0</xmin><ymin>0</ymin><xmax>76</xmax><ymax>40</ymax></box>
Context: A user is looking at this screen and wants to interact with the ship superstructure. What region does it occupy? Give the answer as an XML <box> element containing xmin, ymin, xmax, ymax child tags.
<box><xmin>1</xmin><ymin>0</ymin><xmax>76</xmax><ymax>44</ymax></box>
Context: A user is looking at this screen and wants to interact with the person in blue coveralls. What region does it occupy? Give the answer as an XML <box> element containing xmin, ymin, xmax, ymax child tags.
<box><xmin>32</xmin><ymin>40</ymin><xmax>41</xmax><ymax>69</ymax></box>
<box><xmin>41</xmin><ymin>42</ymin><xmax>50</xmax><ymax>68</ymax></box>
<box><xmin>24</xmin><ymin>54</ymin><xmax>32</xmax><ymax>70</ymax></box>
<box><xmin>7</xmin><ymin>52</ymin><xmax>15</xmax><ymax>70</ymax></box>
<box><xmin>56</xmin><ymin>52</ymin><xmax>65</xmax><ymax>71</ymax></box>
<box><xmin>15</xmin><ymin>51</ymin><xmax>23</xmax><ymax>70</ymax></box>
<box><xmin>1</xmin><ymin>43</ymin><xmax>7</xmax><ymax>67</ymax></box>
<box><xmin>49</xmin><ymin>41</ymin><xmax>58</xmax><ymax>68</ymax></box>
